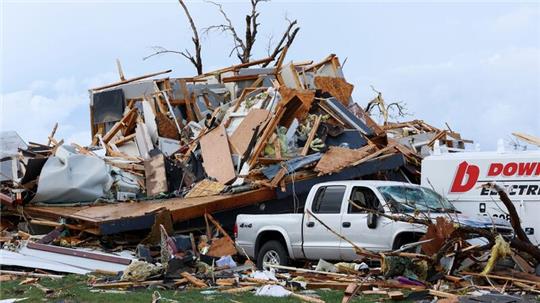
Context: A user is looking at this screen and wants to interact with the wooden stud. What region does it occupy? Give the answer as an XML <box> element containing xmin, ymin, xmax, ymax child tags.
<box><xmin>301</xmin><ymin>115</ymin><xmax>321</xmax><ymax>156</ymax></box>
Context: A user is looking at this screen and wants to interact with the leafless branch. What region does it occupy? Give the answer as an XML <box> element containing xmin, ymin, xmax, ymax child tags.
<box><xmin>365</xmin><ymin>86</ymin><xmax>411</xmax><ymax>124</ymax></box>
<box><xmin>205</xmin><ymin>0</ymin><xmax>298</xmax><ymax>65</ymax></box>
<box><xmin>262</xmin><ymin>17</ymin><xmax>300</xmax><ymax>67</ymax></box>
<box><xmin>386</xmin><ymin>101</ymin><xmax>410</xmax><ymax>120</ymax></box>
<box><xmin>178</xmin><ymin>0</ymin><xmax>203</xmax><ymax>75</ymax></box>
<box><xmin>143</xmin><ymin>0</ymin><xmax>203</xmax><ymax>75</ymax></box>
<box><xmin>204</xmin><ymin>0</ymin><xmax>247</xmax><ymax>61</ymax></box>
<box><xmin>266</xmin><ymin>34</ymin><xmax>274</xmax><ymax>57</ymax></box>
<box><xmin>143</xmin><ymin>46</ymin><xmax>184</xmax><ymax>60</ymax></box>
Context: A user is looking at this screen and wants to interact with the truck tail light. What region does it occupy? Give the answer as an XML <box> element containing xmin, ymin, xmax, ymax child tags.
<box><xmin>233</xmin><ymin>223</ymin><xmax>238</xmax><ymax>239</ymax></box>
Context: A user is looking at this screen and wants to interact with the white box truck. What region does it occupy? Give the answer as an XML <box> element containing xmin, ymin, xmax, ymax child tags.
<box><xmin>421</xmin><ymin>148</ymin><xmax>540</xmax><ymax>245</ymax></box>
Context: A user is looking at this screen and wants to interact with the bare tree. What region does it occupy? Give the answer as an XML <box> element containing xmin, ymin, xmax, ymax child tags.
<box><xmin>205</xmin><ymin>0</ymin><xmax>299</xmax><ymax>64</ymax></box>
<box><xmin>365</xmin><ymin>85</ymin><xmax>410</xmax><ymax>124</ymax></box>
<box><xmin>144</xmin><ymin>0</ymin><xmax>203</xmax><ymax>75</ymax></box>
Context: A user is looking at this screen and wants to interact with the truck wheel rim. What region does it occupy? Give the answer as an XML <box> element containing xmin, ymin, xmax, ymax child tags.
<box><xmin>263</xmin><ymin>250</ymin><xmax>280</xmax><ymax>268</ymax></box>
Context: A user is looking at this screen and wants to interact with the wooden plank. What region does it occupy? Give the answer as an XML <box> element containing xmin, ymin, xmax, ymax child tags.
<box><xmin>301</xmin><ymin>115</ymin><xmax>321</xmax><ymax>156</ymax></box>
<box><xmin>229</xmin><ymin>109</ymin><xmax>270</xmax><ymax>155</ymax></box>
<box><xmin>180</xmin><ymin>272</ymin><xmax>207</xmax><ymax>288</ymax></box>
<box><xmin>200</xmin><ymin>125</ymin><xmax>236</xmax><ymax>184</ymax></box>
<box><xmin>102</xmin><ymin>107</ymin><xmax>137</xmax><ymax>143</ymax></box>
<box><xmin>91</xmin><ymin>70</ymin><xmax>172</xmax><ymax>91</ymax></box>
<box><xmin>247</xmin><ymin>107</ymin><xmax>285</xmax><ymax>166</ymax></box>
<box><xmin>194</xmin><ymin>57</ymin><xmax>273</xmax><ymax>79</ymax></box>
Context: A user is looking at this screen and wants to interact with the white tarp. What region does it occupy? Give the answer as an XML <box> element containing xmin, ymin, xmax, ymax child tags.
<box><xmin>31</xmin><ymin>149</ymin><xmax>113</xmax><ymax>203</ymax></box>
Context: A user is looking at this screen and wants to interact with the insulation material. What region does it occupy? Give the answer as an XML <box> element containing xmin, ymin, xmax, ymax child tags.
<box><xmin>31</xmin><ymin>153</ymin><xmax>113</xmax><ymax>203</ymax></box>
<box><xmin>314</xmin><ymin>146</ymin><xmax>376</xmax><ymax>175</ymax></box>
<box><xmin>144</xmin><ymin>152</ymin><xmax>168</xmax><ymax>196</ymax></box>
<box><xmin>199</xmin><ymin>125</ymin><xmax>236</xmax><ymax>184</ymax></box>
<box><xmin>314</xmin><ymin>76</ymin><xmax>354</xmax><ymax>106</ymax></box>
<box><xmin>121</xmin><ymin>260</ymin><xmax>162</xmax><ymax>282</ymax></box>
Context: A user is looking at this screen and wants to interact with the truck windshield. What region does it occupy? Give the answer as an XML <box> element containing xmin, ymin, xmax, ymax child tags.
<box><xmin>377</xmin><ymin>186</ymin><xmax>457</xmax><ymax>213</ymax></box>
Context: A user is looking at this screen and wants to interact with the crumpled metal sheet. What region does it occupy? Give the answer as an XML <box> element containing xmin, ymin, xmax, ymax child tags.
<box><xmin>31</xmin><ymin>154</ymin><xmax>113</xmax><ymax>203</ymax></box>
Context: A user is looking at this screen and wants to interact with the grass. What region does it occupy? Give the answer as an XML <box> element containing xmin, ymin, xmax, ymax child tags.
<box><xmin>0</xmin><ymin>274</ymin><xmax>398</xmax><ymax>303</ymax></box>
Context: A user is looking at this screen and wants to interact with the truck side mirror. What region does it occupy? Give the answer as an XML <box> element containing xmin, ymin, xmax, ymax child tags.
<box><xmin>367</xmin><ymin>213</ymin><xmax>377</xmax><ymax>229</ymax></box>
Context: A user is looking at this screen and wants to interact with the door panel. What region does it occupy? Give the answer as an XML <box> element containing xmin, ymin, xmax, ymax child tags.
<box><xmin>340</xmin><ymin>186</ymin><xmax>394</xmax><ymax>260</ymax></box>
<box><xmin>303</xmin><ymin>185</ymin><xmax>345</xmax><ymax>260</ymax></box>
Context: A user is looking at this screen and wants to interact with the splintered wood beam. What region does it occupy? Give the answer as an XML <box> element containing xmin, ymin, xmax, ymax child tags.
<box><xmin>247</xmin><ymin>107</ymin><xmax>285</xmax><ymax>167</ymax></box>
<box><xmin>301</xmin><ymin>115</ymin><xmax>321</xmax><ymax>156</ymax></box>
<box><xmin>114</xmin><ymin>133</ymin><xmax>136</xmax><ymax>146</ymax></box>
<box><xmin>180</xmin><ymin>272</ymin><xmax>207</xmax><ymax>288</ymax></box>
<box><xmin>116</xmin><ymin>58</ymin><xmax>126</xmax><ymax>81</ymax></box>
<box><xmin>102</xmin><ymin>107</ymin><xmax>137</xmax><ymax>143</ymax></box>
<box><xmin>194</xmin><ymin>57</ymin><xmax>273</xmax><ymax>79</ymax></box>
<box><xmin>47</xmin><ymin>123</ymin><xmax>58</xmax><ymax>146</ymax></box>
<box><xmin>91</xmin><ymin>69</ymin><xmax>172</xmax><ymax>91</ymax></box>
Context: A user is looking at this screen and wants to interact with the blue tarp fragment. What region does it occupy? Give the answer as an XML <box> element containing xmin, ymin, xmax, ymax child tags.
<box><xmin>261</xmin><ymin>153</ymin><xmax>322</xmax><ymax>179</ymax></box>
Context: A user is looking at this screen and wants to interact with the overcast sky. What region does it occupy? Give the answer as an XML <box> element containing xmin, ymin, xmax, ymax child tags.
<box><xmin>1</xmin><ymin>0</ymin><xmax>539</xmax><ymax>150</ymax></box>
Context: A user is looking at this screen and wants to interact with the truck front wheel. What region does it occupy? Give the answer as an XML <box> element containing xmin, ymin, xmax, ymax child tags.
<box><xmin>257</xmin><ymin>240</ymin><xmax>288</xmax><ymax>270</ymax></box>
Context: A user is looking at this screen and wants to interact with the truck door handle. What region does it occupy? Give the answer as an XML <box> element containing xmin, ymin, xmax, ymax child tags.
<box><xmin>342</xmin><ymin>222</ymin><xmax>351</xmax><ymax>228</ymax></box>
<box><xmin>306</xmin><ymin>222</ymin><xmax>315</xmax><ymax>228</ymax></box>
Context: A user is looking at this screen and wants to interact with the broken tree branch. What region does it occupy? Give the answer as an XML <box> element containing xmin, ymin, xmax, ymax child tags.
<box><xmin>262</xmin><ymin>17</ymin><xmax>300</xmax><ymax>67</ymax></box>
<box><xmin>205</xmin><ymin>0</ymin><xmax>297</xmax><ymax>65</ymax></box>
<box><xmin>482</xmin><ymin>182</ymin><xmax>530</xmax><ymax>244</ymax></box>
<box><xmin>482</xmin><ymin>182</ymin><xmax>540</xmax><ymax>262</ymax></box>
<box><xmin>143</xmin><ymin>0</ymin><xmax>203</xmax><ymax>75</ymax></box>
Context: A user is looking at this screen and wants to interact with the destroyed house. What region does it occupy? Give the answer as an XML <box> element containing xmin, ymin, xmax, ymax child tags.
<box><xmin>2</xmin><ymin>54</ymin><xmax>472</xmax><ymax>235</ymax></box>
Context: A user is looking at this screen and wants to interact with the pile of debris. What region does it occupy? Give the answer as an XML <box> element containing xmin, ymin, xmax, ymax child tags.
<box><xmin>7</xmin><ymin>53</ymin><xmax>540</xmax><ymax>301</ymax></box>
<box><xmin>1</xmin><ymin>53</ymin><xmax>471</xmax><ymax>236</ymax></box>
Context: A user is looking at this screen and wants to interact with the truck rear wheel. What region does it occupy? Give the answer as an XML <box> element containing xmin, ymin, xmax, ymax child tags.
<box><xmin>257</xmin><ymin>240</ymin><xmax>288</xmax><ymax>270</ymax></box>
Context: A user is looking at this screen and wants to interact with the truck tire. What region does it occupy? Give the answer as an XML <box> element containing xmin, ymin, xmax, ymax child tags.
<box><xmin>257</xmin><ymin>240</ymin><xmax>288</xmax><ymax>270</ymax></box>
<box><xmin>393</xmin><ymin>234</ymin><xmax>423</xmax><ymax>253</ymax></box>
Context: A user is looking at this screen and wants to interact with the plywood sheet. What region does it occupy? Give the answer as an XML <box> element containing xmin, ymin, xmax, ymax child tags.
<box><xmin>229</xmin><ymin>109</ymin><xmax>270</xmax><ymax>155</ymax></box>
<box><xmin>314</xmin><ymin>76</ymin><xmax>353</xmax><ymax>106</ymax></box>
<box><xmin>200</xmin><ymin>125</ymin><xmax>236</xmax><ymax>184</ymax></box>
<box><xmin>314</xmin><ymin>146</ymin><xmax>376</xmax><ymax>175</ymax></box>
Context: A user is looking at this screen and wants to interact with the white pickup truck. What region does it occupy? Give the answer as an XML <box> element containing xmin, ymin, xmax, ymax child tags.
<box><xmin>235</xmin><ymin>181</ymin><xmax>512</xmax><ymax>268</ymax></box>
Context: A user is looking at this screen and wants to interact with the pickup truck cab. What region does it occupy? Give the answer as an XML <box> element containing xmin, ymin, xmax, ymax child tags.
<box><xmin>235</xmin><ymin>180</ymin><xmax>512</xmax><ymax>268</ymax></box>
